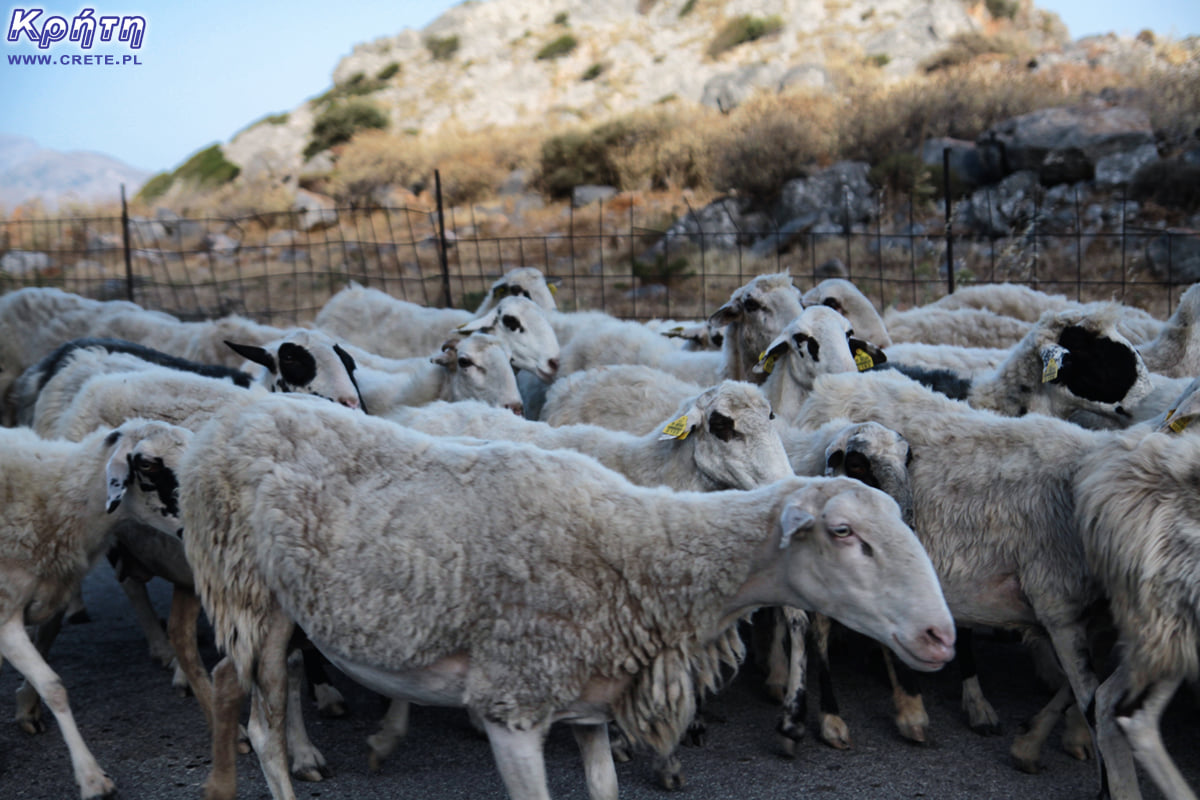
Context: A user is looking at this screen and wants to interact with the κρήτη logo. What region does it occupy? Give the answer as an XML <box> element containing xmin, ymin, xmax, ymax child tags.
<box><xmin>6</xmin><ymin>8</ymin><xmax>145</xmax><ymax>50</ymax></box>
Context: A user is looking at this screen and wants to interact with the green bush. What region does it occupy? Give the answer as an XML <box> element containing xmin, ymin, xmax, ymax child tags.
<box><xmin>678</xmin><ymin>0</ymin><xmax>697</xmax><ymax>16</ymax></box>
<box><xmin>866</xmin><ymin>53</ymin><xmax>891</xmax><ymax>68</ymax></box>
<box><xmin>582</xmin><ymin>63</ymin><xmax>604</xmax><ymax>81</ymax></box>
<box><xmin>537</xmin><ymin>116</ymin><xmax>666</xmax><ymax>197</ymax></box>
<box><xmin>537</xmin><ymin>33</ymin><xmax>577</xmax><ymax>60</ymax></box>
<box><xmin>632</xmin><ymin>253</ymin><xmax>693</xmax><ymax>287</ymax></box>
<box><xmin>868</xmin><ymin>152</ymin><xmax>935</xmax><ymax>200</ymax></box>
<box><xmin>709</xmin><ymin>105</ymin><xmax>831</xmax><ymax>207</ymax></box>
<box><xmin>553</xmin><ymin>11</ymin><xmax>569</xmax><ymax>25</ymax></box>
<box><xmin>707</xmin><ymin>14</ymin><xmax>783</xmax><ymax>58</ymax></box>
<box><xmin>425</xmin><ymin>34</ymin><xmax>460</xmax><ymax>61</ymax></box>
<box><xmin>304</xmin><ymin>101</ymin><xmax>389</xmax><ymax>160</ymax></box>
<box><xmin>376</xmin><ymin>62</ymin><xmax>401</xmax><ymax>80</ymax></box>
<box><xmin>136</xmin><ymin>172</ymin><xmax>174</xmax><ymax>203</ymax></box>
<box><xmin>312</xmin><ymin>72</ymin><xmax>388</xmax><ymax>106</ymax></box>
<box><xmin>174</xmin><ymin>145</ymin><xmax>240</xmax><ymax>188</ymax></box>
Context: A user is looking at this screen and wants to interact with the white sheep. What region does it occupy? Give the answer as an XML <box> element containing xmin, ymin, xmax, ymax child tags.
<box><xmin>180</xmin><ymin>393</ymin><xmax>955</xmax><ymax>800</ymax></box>
<box><xmin>1137</xmin><ymin>282</ymin><xmax>1200</xmax><ymax>378</ymax></box>
<box><xmin>314</xmin><ymin>267</ymin><xmax>558</xmax><ymax>359</ymax></box>
<box><xmin>1080</xmin><ymin>430</ymin><xmax>1200</xmax><ymax>800</ymax></box>
<box><xmin>555</xmin><ymin>272</ymin><xmax>804</xmax><ymax>385</ymax></box>
<box><xmin>0</xmin><ymin>418</ymin><xmax>192</xmax><ymax>800</ymax></box>
<box><xmin>87</xmin><ymin>309</ymin><xmax>289</xmax><ymax>368</ymax></box>
<box><xmin>354</xmin><ymin>333</ymin><xmax>524</xmax><ymax>416</ymax></box>
<box><xmin>540</xmin><ymin>305</ymin><xmax>886</xmax><ymax>433</ymax></box>
<box><xmin>791</xmin><ymin>368</ymin><xmax>1186</xmax><ymax>787</ymax></box>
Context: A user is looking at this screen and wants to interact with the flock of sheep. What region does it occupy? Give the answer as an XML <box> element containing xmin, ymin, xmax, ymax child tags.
<box><xmin>0</xmin><ymin>266</ymin><xmax>1198</xmax><ymax>800</ymax></box>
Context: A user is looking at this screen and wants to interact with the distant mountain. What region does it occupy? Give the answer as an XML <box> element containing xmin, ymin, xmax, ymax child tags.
<box><xmin>0</xmin><ymin>134</ymin><xmax>150</xmax><ymax>210</ymax></box>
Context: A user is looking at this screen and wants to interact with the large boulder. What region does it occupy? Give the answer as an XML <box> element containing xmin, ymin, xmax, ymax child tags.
<box><xmin>1146</xmin><ymin>230</ymin><xmax>1200</xmax><ymax>284</ymax></box>
<box><xmin>776</xmin><ymin>161</ymin><xmax>875</xmax><ymax>229</ymax></box>
<box><xmin>980</xmin><ymin>103</ymin><xmax>1155</xmax><ymax>187</ymax></box>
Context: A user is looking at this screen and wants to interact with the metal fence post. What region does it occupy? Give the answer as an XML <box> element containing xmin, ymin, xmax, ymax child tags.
<box><xmin>120</xmin><ymin>184</ymin><xmax>135</xmax><ymax>302</ymax></box>
<box><xmin>943</xmin><ymin>148</ymin><xmax>955</xmax><ymax>295</ymax></box>
<box><xmin>434</xmin><ymin>169</ymin><xmax>453</xmax><ymax>308</ymax></box>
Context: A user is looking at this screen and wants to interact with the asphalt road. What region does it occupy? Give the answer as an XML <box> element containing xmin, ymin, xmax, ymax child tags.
<box><xmin>1</xmin><ymin>568</ymin><xmax>1197</xmax><ymax>800</ymax></box>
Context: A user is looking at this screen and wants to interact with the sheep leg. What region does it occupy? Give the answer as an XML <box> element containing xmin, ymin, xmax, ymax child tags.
<box><xmin>203</xmin><ymin>657</ymin><xmax>243</xmax><ymax>800</ymax></box>
<box><xmin>167</xmin><ymin>588</ymin><xmax>212</xmax><ymax>724</ymax></box>
<box><xmin>883</xmin><ymin>649</ymin><xmax>928</xmax><ymax>744</ymax></box>
<box><xmin>776</xmin><ymin>606</ymin><xmax>809</xmax><ymax>754</ymax></box>
<box><xmin>483</xmin><ymin>716</ymin><xmax>553</xmax><ymax>800</ymax></box>
<box><xmin>119</xmin><ymin>576</ymin><xmax>175</xmax><ymax>667</ymax></box>
<box><xmin>957</xmin><ymin>629</ymin><xmax>1000</xmax><ymax>734</ymax></box>
<box><xmin>14</xmin><ymin>608</ymin><xmax>63</xmax><ymax>734</ymax></box>
<box><xmin>286</xmin><ymin>648</ymin><xmax>331</xmax><ymax>781</ymax></box>
<box><xmin>367</xmin><ymin>698</ymin><xmax>410</xmax><ymax>772</ymax></box>
<box><xmin>764</xmin><ymin>607</ymin><xmax>789</xmax><ymax>702</ymax></box>
<box><xmin>1061</xmin><ymin>700</ymin><xmax>1094</xmax><ymax>761</ymax></box>
<box><xmin>302</xmin><ymin>646</ymin><xmax>346</xmax><ymax>717</ymax></box>
<box><xmin>1094</xmin><ymin>666</ymin><xmax>1144</xmax><ymax>800</ymax></box>
<box><xmin>1117</xmin><ymin>677</ymin><xmax>1189</xmax><ymax>800</ymax></box>
<box><xmin>0</xmin><ymin>615</ymin><xmax>115</xmax><ymax>800</ymax></box>
<box><xmin>246</xmin><ymin>611</ymin><xmax>298</xmax><ymax>800</ymax></box>
<box><xmin>1011</xmin><ymin>683</ymin><xmax>1073</xmax><ymax>773</ymax></box>
<box><xmin>1043</xmin><ymin>623</ymin><xmax>1107</xmax><ymax>794</ymax></box>
<box><xmin>812</xmin><ymin>613</ymin><xmax>850</xmax><ymax>750</ymax></box>
<box><xmin>571</xmin><ymin>722</ymin><xmax>619</xmax><ymax>800</ymax></box>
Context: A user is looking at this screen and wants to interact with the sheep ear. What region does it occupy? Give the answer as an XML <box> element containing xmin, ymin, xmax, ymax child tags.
<box><xmin>457</xmin><ymin>310</ymin><xmax>497</xmax><ymax>335</ymax></box>
<box><xmin>708</xmin><ymin>299</ymin><xmax>741</xmax><ymax>327</ymax></box>
<box><xmin>659</xmin><ymin>402</ymin><xmax>702</xmax><ymax>442</ymax></box>
<box><xmin>754</xmin><ymin>338</ymin><xmax>789</xmax><ymax>375</ymax></box>
<box><xmin>780</xmin><ymin>503</ymin><xmax>816</xmax><ymax>549</ymax></box>
<box><xmin>103</xmin><ymin>431</ymin><xmax>135</xmax><ymax>513</ymax></box>
<box><xmin>432</xmin><ymin>339</ymin><xmax>460</xmax><ymax>367</ymax></box>
<box><xmin>849</xmin><ymin>338</ymin><xmax>886</xmax><ymax>370</ymax></box>
<box><xmin>225</xmin><ymin>340</ymin><xmax>276</xmax><ymax>373</ymax></box>
<box><xmin>1040</xmin><ymin>343</ymin><xmax>1069</xmax><ymax>383</ymax></box>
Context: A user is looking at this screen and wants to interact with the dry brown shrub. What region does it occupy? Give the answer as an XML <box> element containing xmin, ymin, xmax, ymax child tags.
<box><xmin>707</xmin><ymin>90</ymin><xmax>838</xmax><ymax>206</ymax></box>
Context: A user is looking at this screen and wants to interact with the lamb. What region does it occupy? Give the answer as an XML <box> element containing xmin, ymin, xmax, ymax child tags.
<box><xmin>539</xmin><ymin>305</ymin><xmax>886</xmax><ymax>433</ymax></box>
<box><xmin>314</xmin><ymin>267</ymin><xmax>558</xmax><ymax>359</ymax></box>
<box><xmin>791</xmin><ymin>368</ymin><xmax>1181</xmax><ymax>789</ymax></box>
<box><xmin>180</xmin><ymin>393</ymin><xmax>956</xmax><ymax>800</ymax></box>
<box><xmin>555</xmin><ymin>272</ymin><xmax>804</xmax><ymax>385</ymax></box>
<box><xmin>0</xmin><ymin>418</ymin><xmax>192</xmax><ymax>800</ymax></box>
<box><xmin>354</xmin><ymin>333</ymin><xmax>524</xmax><ymax>416</ymax></box>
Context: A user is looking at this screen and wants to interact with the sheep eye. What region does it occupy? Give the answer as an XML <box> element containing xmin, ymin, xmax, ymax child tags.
<box><xmin>743</xmin><ymin>297</ymin><xmax>763</xmax><ymax>312</ymax></box>
<box><xmin>133</xmin><ymin>455</ymin><xmax>161</xmax><ymax>473</ymax></box>
<box><xmin>830</xmin><ymin>525</ymin><xmax>851</xmax><ymax>538</ymax></box>
<box><xmin>769</xmin><ymin>412</ymin><xmax>776</xmax><ymax>420</ymax></box>
<box><xmin>458</xmin><ymin>357</ymin><xmax>474</xmax><ymax>369</ymax></box>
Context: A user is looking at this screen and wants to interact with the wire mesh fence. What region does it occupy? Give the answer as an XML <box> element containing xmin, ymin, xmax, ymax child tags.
<box><xmin>0</xmin><ymin>188</ymin><xmax>1195</xmax><ymax>325</ymax></box>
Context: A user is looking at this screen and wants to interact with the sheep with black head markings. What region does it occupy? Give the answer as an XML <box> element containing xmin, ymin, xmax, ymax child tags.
<box><xmin>0</xmin><ymin>418</ymin><xmax>192</xmax><ymax>800</ymax></box>
<box><xmin>181</xmin><ymin>393</ymin><xmax>955</xmax><ymax>800</ymax></box>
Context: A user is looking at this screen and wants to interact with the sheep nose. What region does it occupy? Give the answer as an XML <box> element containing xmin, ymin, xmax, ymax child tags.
<box><xmin>339</xmin><ymin>396</ymin><xmax>359</xmax><ymax>410</ymax></box>
<box><xmin>507</xmin><ymin>402</ymin><xmax>525</xmax><ymax>417</ymax></box>
<box><xmin>547</xmin><ymin>358</ymin><xmax>559</xmax><ymax>374</ymax></box>
<box><xmin>923</xmin><ymin>626</ymin><xmax>956</xmax><ymax>662</ymax></box>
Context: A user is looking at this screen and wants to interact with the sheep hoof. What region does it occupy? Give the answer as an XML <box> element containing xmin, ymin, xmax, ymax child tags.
<box><xmin>896</xmin><ymin>718</ymin><xmax>927</xmax><ymax>744</ymax></box>
<box><xmin>18</xmin><ymin>715</ymin><xmax>46</xmax><ymax>735</ymax></box>
<box><xmin>1010</xmin><ymin>737</ymin><xmax>1043</xmax><ymax>774</ymax></box>
<box><xmin>655</xmin><ymin>754</ymin><xmax>685</xmax><ymax>790</ymax></box>
<box><xmin>683</xmin><ymin>720</ymin><xmax>707</xmax><ymax>747</ymax></box>
<box><xmin>764</xmin><ymin>682</ymin><xmax>786</xmax><ymax>703</ymax></box>
<box><xmin>1062</xmin><ymin>704</ymin><xmax>1093</xmax><ymax>761</ymax></box>
<box><xmin>609</xmin><ymin>728</ymin><xmax>633</xmax><ymax>763</ymax></box>
<box><xmin>819</xmin><ymin>714</ymin><xmax>851</xmax><ymax>750</ymax></box>
<box><xmin>314</xmin><ymin>683</ymin><xmax>346</xmax><ymax>718</ymax></box>
<box><xmin>777</xmin><ymin>734</ymin><xmax>799</xmax><ymax>759</ymax></box>
<box><xmin>367</xmin><ymin>750</ymin><xmax>384</xmax><ymax>774</ymax></box>
<box><xmin>293</xmin><ymin>764</ymin><xmax>332</xmax><ymax>782</ymax></box>
<box><xmin>81</xmin><ymin>772</ymin><xmax>117</xmax><ymax>800</ymax></box>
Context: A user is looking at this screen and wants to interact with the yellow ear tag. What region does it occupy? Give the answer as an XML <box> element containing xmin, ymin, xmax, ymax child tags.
<box><xmin>1167</xmin><ymin>409</ymin><xmax>1193</xmax><ymax>433</ymax></box>
<box><xmin>548</xmin><ymin>283</ymin><xmax>558</xmax><ymax>295</ymax></box>
<box><xmin>662</xmin><ymin>415</ymin><xmax>690</xmax><ymax>440</ymax></box>
<box><xmin>757</xmin><ymin>349</ymin><xmax>776</xmax><ymax>375</ymax></box>
<box><xmin>854</xmin><ymin>349</ymin><xmax>874</xmax><ymax>371</ymax></box>
<box><xmin>1042</xmin><ymin>354</ymin><xmax>1060</xmax><ymax>383</ymax></box>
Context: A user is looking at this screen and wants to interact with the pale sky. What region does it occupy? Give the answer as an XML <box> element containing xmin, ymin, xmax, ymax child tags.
<box><xmin>0</xmin><ymin>0</ymin><xmax>1196</xmax><ymax>175</ymax></box>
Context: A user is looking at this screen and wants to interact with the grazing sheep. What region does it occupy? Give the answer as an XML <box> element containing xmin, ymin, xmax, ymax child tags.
<box><xmin>791</xmin><ymin>368</ymin><xmax>1180</xmax><ymax>788</ymax></box>
<box><xmin>557</xmin><ymin>272</ymin><xmax>804</xmax><ymax>385</ymax></box>
<box><xmin>181</xmin><ymin>393</ymin><xmax>955</xmax><ymax>800</ymax></box>
<box><xmin>354</xmin><ymin>334</ymin><xmax>524</xmax><ymax>416</ymax></box>
<box><xmin>314</xmin><ymin>268</ymin><xmax>558</xmax><ymax>359</ymax></box>
<box><xmin>0</xmin><ymin>418</ymin><xmax>192</xmax><ymax>800</ymax></box>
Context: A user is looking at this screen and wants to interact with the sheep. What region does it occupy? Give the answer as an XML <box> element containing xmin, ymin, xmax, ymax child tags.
<box><xmin>539</xmin><ymin>305</ymin><xmax>887</xmax><ymax>434</ymax></box>
<box><xmin>354</xmin><ymin>333</ymin><xmax>524</xmax><ymax>416</ymax></box>
<box><xmin>1137</xmin><ymin>282</ymin><xmax>1200</xmax><ymax>378</ymax></box>
<box><xmin>926</xmin><ymin>282</ymin><xmax>1078</xmax><ymax>321</ymax></box>
<box><xmin>1079</xmin><ymin>430</ymin><xmax>1200</xmax><ymax>800</ymax></box>
<box><xmin>87</xmin><ymin>308</ymin><xmax>290</xmax><ymax>369</ymax></box>
<box><xmin>179</xmin><ymin>392</ymin><xmax>956</xmax><ymax>800</ymax></box>
<box><xmin>314</xmin><ymin>267</ymin><xmax>558</xmax><ymax>359</ymax></box>
<box><xmin>11</xmin><ymin>337</ymin><xmax>253</xmax><ymax>427</ymax></box>
<box><xmin>791</xmin><ymin>368</ymin><xmax>1180</xmax><ymax>787</ymax></box>
<box><xmin>0</xmin><ymin>287</ymin><xmax>142</xmax><ymax>424</ymax></box>
<box><xmin>0</xmin><ymin>418</ymin><xmax>192</xmax><ymax>800</ymax></box>
<box><xmin>555</xmin><ymin>272</ymin><xmax>804</xmax><ymax>385</ymax></box>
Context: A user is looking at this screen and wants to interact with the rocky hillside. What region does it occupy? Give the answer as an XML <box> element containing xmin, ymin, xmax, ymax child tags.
<box><xmin>222</xmin><ymin>0</ymin><xmax>1068</xmax><ymax>181</ymax></box>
